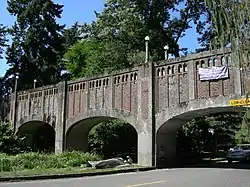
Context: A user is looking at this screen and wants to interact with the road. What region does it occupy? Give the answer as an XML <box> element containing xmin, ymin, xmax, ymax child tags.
<box><xmin>1</xmin><ymin>168</ymin><xmax>250</xmax><ymax>187</ymax></box>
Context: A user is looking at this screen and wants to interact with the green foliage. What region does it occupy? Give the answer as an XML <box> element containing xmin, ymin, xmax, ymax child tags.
<box><xmin>88</xmin><ymin>119</ymin><xmax>137</xmax><ymax>161</ymax></box>
<box><xmin>205</xmin><ymin>0</ymin><xmax>250</xmax><ymax>68</ymax></box>
<box><xmin>0</xmin><ymin>120</ymin><xmax>30</xmax><ymax>154</ymax></box>
<box><xmin>177</xmin><ymin>112</ymin><xmax>243</xmax><ymax>155</ymax></box>
<box><xmin>5</xmin><ymin>0</ymin><xmax>66</xmax><ymax>89</ymax></box>
<box><xmin>235</xmin><ymin>109</ymin><xmax>250</xmax><ymax>144</ymax></box>
<box><xmin>62</xmin><ymin>22</ymin><xmax>83</xmax><ymax>49</ymax></box>
<box><xmin>0</xmin><ymin>152</ymin><xmax>102</xmax><ymax>172</ymax></box>
<box><xmin>0</xmin><ymin>24</ymin><xmax>8</xmax><ymax>60</ymax></box>
<box><xmin>64</xmin><ymin>0</ymin><xmax>207</xmax><ymax>78</ymax></box>
<box><xmin>205</xmin><ymin>0</ymin><xmax>250</xmax><ymax>143</ymax></box>
<box><xmin>64</xmin><ymin>40</ymin><xmax>105</xmax><ymax>79</ymax></box>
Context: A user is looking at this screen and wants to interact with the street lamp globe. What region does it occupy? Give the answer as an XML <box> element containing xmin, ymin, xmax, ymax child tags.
<box><xmin>15</xmin><ymin>75</ymin><xmax>19</xmax><ymax>79</ymax></box>
<box><xmin>145</xmin><ymin>36</ymin><xmax>150</xmax><ymax>41</ymax></box>
<box><xmin>34</xmin><ymin>79</ymin><xmax>37</xmax><ymax>83</ymax></box>
<box><xmin>164</xmin><ymin>45</ymin><xmax>169</xmax><ymax>50</ymax></box>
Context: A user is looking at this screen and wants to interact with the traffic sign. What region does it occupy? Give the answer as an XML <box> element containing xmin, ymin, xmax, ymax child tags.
<box><xmin>229</xmin><ymin>98</ymin><xmax>250</xmax><ymax>106</ymax></box>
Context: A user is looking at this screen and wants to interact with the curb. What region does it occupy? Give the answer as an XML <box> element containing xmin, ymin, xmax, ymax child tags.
<box><xmin>0</xmin><ymin>167</ymin><xmax>157</xmax><ymax>182</ymax></box>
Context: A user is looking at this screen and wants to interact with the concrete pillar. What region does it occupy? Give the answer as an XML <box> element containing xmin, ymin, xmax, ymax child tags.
<box><xmin>188</xmin><ymin>60</ymin><xmax>195</xmax><ymax>100</ymax></box>
<box><xmin>9</xmin><ymin>94</ymin><xmax>15</xmax><ymax>129</ymax></box>
<box><xmin>156</xmin><ymin>119</ymin><xmax>187</xmax><ymax>167</ymax></box>
<box><xmin>136</xmin><ymin>62</ymin><xmax>156</xmax><ymax>167</ymax></box>
<box><xmin>109</xmin><ymin>75</ymin><xmax>115</xmax><ymax>109</ymax></box>
<box><xmin>138</xmin><ymin>131</ymin><xmax>153</xmax><ymax>166</ymax></box>
<box><xmin>233</xmin><ymin>66</ymin><xmax>242</xmax><ymax>96</ymax></box>
<box><xmin>231</xmin><ymin>51</ymin><xmax>242</xmax><ymax>96</ymax></box>
<box><xmin>11</xmin><ymin>91</ymin><xmax>18</xmax><ymax>132</ymax></box>
<box><xmin>156</xmin><ymin>132</ymin><xmax>177</xmax><ymax>167</ymax></box>
<box><xmin>55</xmin><ymin>81</ymin><xmax>67</xmax><ymax>153</ymax></box>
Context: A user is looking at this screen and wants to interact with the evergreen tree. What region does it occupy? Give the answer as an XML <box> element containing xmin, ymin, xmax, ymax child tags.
<box><xmin>5</xmin><ymin>0</ymin><xmax>66</xmax><ymax>89</ymax></box>
<box><xmin>0</xmin><ymin>24</ymin><xmax>8</xmax><ymax>60</ymax></box>
<box><xmin>62</xmin><ymin>22</ymin><xmax>83</xmax><ymax>49</ymax></box>
<box><xmin>0</xmin><ymin>24</ymin><xmax>8</xmax><ymax>120</ymax></box>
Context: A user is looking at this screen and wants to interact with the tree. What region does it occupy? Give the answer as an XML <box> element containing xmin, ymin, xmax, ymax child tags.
<box><xmin>235</xmin><ymin>109</ymin><xmax>250</xmax><ymax>144</ymax></box>
<box><xmin>5</xmin><ymin>0</ymin><xmax>66</xmax><ymax>90</ymax></box>
<box><xmin>205</xmin><ymin>0</ymin><xmax>250</xmax><ymax>68</ymax></box>
<box><xmin>64</xmin><ymin>40</ymin><xmax>106</xmax><ymax>79</ymax></box>
<box><xmin>0</xmin><ymin>120</ymin><xmax>30</xmax><ymax>154</ymax></box>
<box><xmin>0</xmin><ymin>77</ymin><xmax>11</xmax><ymax>121</ymax></box>
<box><xmin>205</xmin><ymin>0</ymin><xmax>250</xmax><ymax>143</ymax></box>
<box><xmin>91</xmin><ymin>0</ymin><xmax>207</xmax><ymax>59</ymax></box>
<box><xmin>176</xmin><ymin>112</ymin><xmax>243</xmax><ymax>157</ymax></box>
<box><xmin>0</xmin><ymin>24</ymin><xmax>8</xmax><ymax>60</ymax></box>
<box><xmin>64</xmin><ymin>0</ymin><xmax>207</xmax><ymax>78</ymax></box>
<box><xmin>62</xmin><ymin>22</ymin><xmax>83</xmax><ymax>50</ymax></box>
<box><xmin>88</xmin><ymin>119</ymin><xmax>137</xmax><ymax>161</ymax></box>
<box><xmin>0</xmin><ymin>24</ymin><xmax>9</xmax><ymax>120</ymax></box>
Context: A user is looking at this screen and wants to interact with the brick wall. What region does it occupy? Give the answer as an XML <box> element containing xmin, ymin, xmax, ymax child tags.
<box><xmin>155</xmin><ymin>61</ymin><xmax>189</xmax><ymax>112</ymax></box>
<box><xmin>15</xmin><ymin>86</ymin><xmax>59</xmax><ymax>127</ymax></box>
<box><xmin>195</xmin><ymin>54</ymin><xmax>234</xmax><ymax>99</ymax></box>
<box><xmin>66</xmin><ymin>70</ymin><xmax>139</xmax><ymax>120</ymax></box>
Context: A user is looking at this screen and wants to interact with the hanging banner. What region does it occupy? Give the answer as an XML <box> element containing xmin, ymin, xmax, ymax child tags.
<box><xmin>198</xmin><ymin>66</ymin><xmax>229</xmax><ymax>81</ymax></box>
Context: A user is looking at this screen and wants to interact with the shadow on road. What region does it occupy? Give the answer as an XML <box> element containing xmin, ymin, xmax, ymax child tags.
<box><xmin>179</xmin><ymin>159</ymin><xmax>250</xmax><ymax>170</ymax></box>
<box><xmin>160</xmin><ymin>151</ymin><xmax>250</xmax><ymax>170</ymax></box>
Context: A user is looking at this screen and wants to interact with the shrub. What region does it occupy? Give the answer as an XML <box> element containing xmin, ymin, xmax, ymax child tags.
<box><xmin>0</xmin><ymin>152</ymin><xmax>102</xmax><ymax>172</ymax></box>
<box><xmin>0</xmin><ymin>120</ymin><xmax>31</xmax><ymax>154</ymax></box>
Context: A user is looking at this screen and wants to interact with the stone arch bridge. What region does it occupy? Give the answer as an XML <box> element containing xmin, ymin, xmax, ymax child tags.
<box><xmin>9</xmin><ymin>49</ymin><xmax>250</xmax><ymax>167</ymax></box>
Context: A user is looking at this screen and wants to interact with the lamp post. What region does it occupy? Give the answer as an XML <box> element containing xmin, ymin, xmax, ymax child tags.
<box><xmin>164</xmin><ymin>45</ymin><xmax>169</xmax><ymax>60</ymax></box>
<box><xmin>14</xmin><ymin>75</ymin><xmax>19</xmax><ymax>94</ymax></box>
<box><xmin>13</xmin><ymin>75</ymin><xmax>19</xmax><ymax>132</ymax></box>
<box><xmin>33</xmin><ymin>79</ymin><xmax>37</xmax><ymax>89</ymax></box>
<box><xmin>145</xmin><ymin>36</ymin><xmax>150</xmax><ymax>63</ymax></box>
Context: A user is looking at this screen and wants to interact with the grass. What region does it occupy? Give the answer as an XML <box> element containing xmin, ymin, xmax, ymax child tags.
<box><xmin>0</xmin><ymin>152</ymin><xmax>144</xmax><ymax>179</ymax></box>
<box><xmin>0</xmin><ymin>165</ymin><xmax>143</xmax><ymax>179</ymax></box>
<box><xmin>0</xmin><ymin>152</ymin><xmax>102</xmax><ymax>172</ymax></box>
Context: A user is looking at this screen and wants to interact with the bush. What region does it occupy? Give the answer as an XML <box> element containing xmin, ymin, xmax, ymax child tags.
<box><xmin>0</xmin><ymin>152</ymin><xmax>102</xmax><ymax>172</ymax></box>
<box><xmin>0</xmin><ymin>120</ymin><xmax>31</xmax><ymax>154</ymax></box>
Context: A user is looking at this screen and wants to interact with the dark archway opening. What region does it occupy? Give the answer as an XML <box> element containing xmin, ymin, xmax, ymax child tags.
<box><xmin>66</xmin><ymin>117</ymin><xmax>138</xmax><ymax>163</ymax></box>
<box><xmin>17</xmin><ymin>121</ymin><xmax>55</xmax><ymax>153</ymax></box>
<box><xmin>176</xmin><ymin>112</ymin><xmax>244</xmax><ymax>166</ymax></box>
<box><xmin>156</xmin><ymin>108</ymin><xmax>246</xmax><ymax>168</ymax></box>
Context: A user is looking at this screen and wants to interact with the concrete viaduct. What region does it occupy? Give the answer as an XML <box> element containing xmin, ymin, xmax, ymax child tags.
<box><xmin>9</xmin><ymin>49</ymin><xmax>250</xmax><ymax>167</ymax></box>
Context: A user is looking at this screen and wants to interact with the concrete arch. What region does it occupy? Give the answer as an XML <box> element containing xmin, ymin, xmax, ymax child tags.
<box><xmin>156</xmin><ymin>95</ymin><xmax>245</xmax><ymax>132</ymax></box>
<box><xmin>16</xmin><ymin>115</ymin><xmax>43</xmax><ymax>132</ymax></box>
<box><xmin>66</xmin><ymin>108</ymin><xmax>140</xmax><ymax>133</ymax></box>
<box><xmin>17</xmin><ymin>120</ymin><xmax>55</xmax><ymax>153</ymax></box>
<box><xmin>65</xmin><ymin>115</ymin><xmax>138</xmax><ymax>162</ymax></box>
<box><xmin>155</xmin><ymin>95</ymin><xmax>246</xmax><ymax>167</ymax></box>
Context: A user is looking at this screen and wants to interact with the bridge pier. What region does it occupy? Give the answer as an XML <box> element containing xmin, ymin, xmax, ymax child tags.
<box><xmin>156</xmin><ymin>132</ymin><xmax>177</xmax><ymax>167</ymax></box>
<box><xmin>137</xmin><ymin>128</ymin><xmax>153</xmax><ymax>166</ymax></box>
<box><xmin>55</xmin><ymin>81</ymin><xmax>67</xmax><ymax>153</ymax></box>
<box><xmin>156</xmin><ymin>119</ymin><xmax>188</xmax><ymax>167</ymax></box>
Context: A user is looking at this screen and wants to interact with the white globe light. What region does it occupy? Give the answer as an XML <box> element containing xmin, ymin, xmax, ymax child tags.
<box><xmin>34</xmin><ymin>79</ymin><xmax>37</xmax><ymax>83</ymax></box>
<box><xmin>164</xmin><ymin>45</ymin><xmax>169</xmax><ymax>50</ymax></box>
<box><xmin>15</xmin><ymin>75</ymin><xmax>19</xmax><ymax>79</ymax></box>
<box><xmin>145</xmin><ymin>36</ymin><xmax>150</xmax><ymax>41</ymax></box>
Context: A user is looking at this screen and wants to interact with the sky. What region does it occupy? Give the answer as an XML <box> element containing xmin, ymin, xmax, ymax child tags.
<box><xmin>0</xmin><ymin>0</ymin><xmax>200</xmax><ymax>77</ymax></box>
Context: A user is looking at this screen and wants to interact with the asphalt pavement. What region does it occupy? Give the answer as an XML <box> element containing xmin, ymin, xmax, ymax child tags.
<box><xmin>1</xmin><ymin>168</ymin><xmax>250</xmax><ymax>187</ymax></box>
